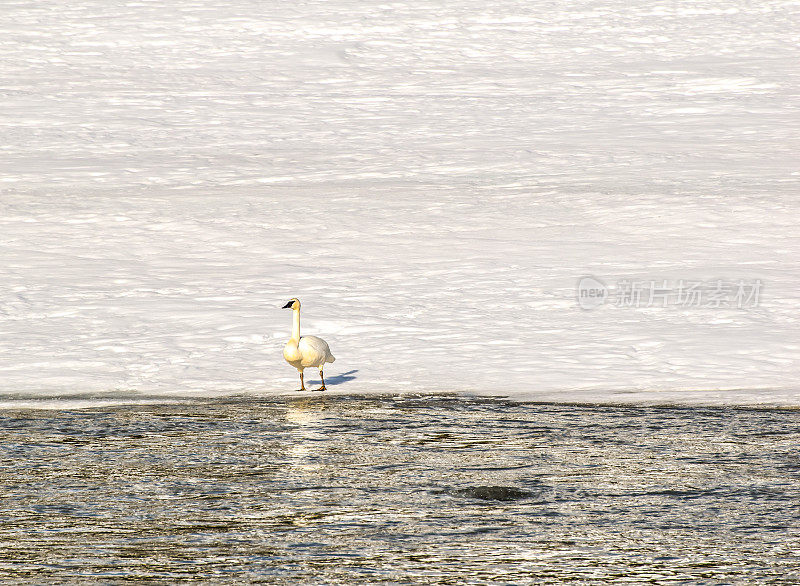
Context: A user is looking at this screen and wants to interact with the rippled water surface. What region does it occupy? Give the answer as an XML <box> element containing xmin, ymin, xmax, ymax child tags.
<box><xmin>1</xmin><ymin>395</ymin><xmax>798</xmax><ymax>583</ymax></box>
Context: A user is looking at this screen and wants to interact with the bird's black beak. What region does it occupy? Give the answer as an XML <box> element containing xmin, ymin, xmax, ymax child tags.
<box><xmin>282</xmin><ymin>301</ymin><xmax>294</xmax><ymax>309</ymax></box>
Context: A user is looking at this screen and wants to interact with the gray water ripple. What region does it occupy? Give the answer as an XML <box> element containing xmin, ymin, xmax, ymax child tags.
<box><xmin>0</xmin><ymin>395</ymin><xmax>798</xmax><ymax>583</ymax></box>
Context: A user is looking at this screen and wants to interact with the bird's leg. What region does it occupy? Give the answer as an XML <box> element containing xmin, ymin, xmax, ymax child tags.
<box><xmin>315</xmin><ymin>367</ymin><xmax>326</xmax><ymax>392</ymax></box>
<box><xmin>297</xmin><ymin>370</ymin><xmax>306</xmax><ymax>391</ymax></box>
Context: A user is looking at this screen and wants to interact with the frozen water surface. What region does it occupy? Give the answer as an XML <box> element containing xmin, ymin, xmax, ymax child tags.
<box><xmin>2</xmin><ymin>3</ymin><xmax>799</xmax><ymax>582</ymax></box>
<box><xmin>1</xmin><ymin>0</ymin><xmax>799</xmax><ymax>405</ymax></box>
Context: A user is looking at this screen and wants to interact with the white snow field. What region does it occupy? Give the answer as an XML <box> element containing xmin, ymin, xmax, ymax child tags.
<box><xmin>1</xmin><ymin>0</ymin><xmax>799</xmax><ymax>406</ymax></box>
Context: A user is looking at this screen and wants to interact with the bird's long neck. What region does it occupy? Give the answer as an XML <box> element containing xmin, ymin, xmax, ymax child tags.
<box><xmin>291</xmin><ymin>308</ymin><xmax>301</xmax><ymax>340</ymax></box>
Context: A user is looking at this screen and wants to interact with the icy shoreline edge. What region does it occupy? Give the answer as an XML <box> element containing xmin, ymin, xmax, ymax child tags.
<box><xmin>0</xmin><ymin>387</ymin><xmax>798</xmax><ymax>411</ymax></box>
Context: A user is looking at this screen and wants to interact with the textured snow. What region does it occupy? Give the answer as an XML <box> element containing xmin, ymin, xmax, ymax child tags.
<box><xmin>1</xmin><ymin>0</ymin><xmax>799</xmax><ymax>406</ymax></box>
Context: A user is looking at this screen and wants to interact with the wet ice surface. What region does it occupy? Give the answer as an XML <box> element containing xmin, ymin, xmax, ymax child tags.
<box><xmin>1</xmin><ymin>0</ymin><xmax>800</xmax><ymax>403</ymax></box>
<box><xmin>0</xmin><ymin>395</ymin><xmax>798</xmax><ymax>583</ymax></box>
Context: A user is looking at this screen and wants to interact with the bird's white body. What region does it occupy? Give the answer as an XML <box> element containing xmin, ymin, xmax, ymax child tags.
<box><xmin>282</xmin><ymin>298</ymin><xmax>334</xmax><ymax>390</ymax></box>
<box><xmin>283</xmin><ymin>335</ymin><xmax>335</xmax><ymax>370</ymax></box>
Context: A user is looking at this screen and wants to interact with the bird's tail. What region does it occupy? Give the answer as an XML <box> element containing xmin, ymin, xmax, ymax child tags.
<box><xmin>327</xmin><ymin>354</ymin><xmax>336</xmax><ymax>363</ymax></box>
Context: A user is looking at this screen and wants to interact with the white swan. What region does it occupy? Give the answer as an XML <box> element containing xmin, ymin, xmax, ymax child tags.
<box><xmin>282</xmin><ymin>298</ymin><xmax>335</xmax><ymax>391</ymax></box>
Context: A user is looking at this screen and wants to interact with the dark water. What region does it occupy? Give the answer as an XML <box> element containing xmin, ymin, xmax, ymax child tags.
<box><xmin>0</xmin><ymin>394</ymin><xmax>798</xmax><ymax>583</ymax></box>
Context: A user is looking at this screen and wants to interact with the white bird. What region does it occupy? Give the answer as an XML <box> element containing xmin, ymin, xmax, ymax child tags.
<box><xmin>282</xmin><ymin>298</ymin><xmax>335</xmax><ymax>391</ymax></box>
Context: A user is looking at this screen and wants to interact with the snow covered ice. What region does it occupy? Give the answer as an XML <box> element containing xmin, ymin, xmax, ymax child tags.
<box><xmin>1</xmin><ymin>0</ymin><xmax>799</xmax><ymax>406</ymax></box>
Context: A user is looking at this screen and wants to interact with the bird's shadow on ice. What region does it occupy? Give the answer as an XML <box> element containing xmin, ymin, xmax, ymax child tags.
<box><xmin>319</xmin><ymin>369</ymin><xmax>358</xmax><ymax>386</ymax></box>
